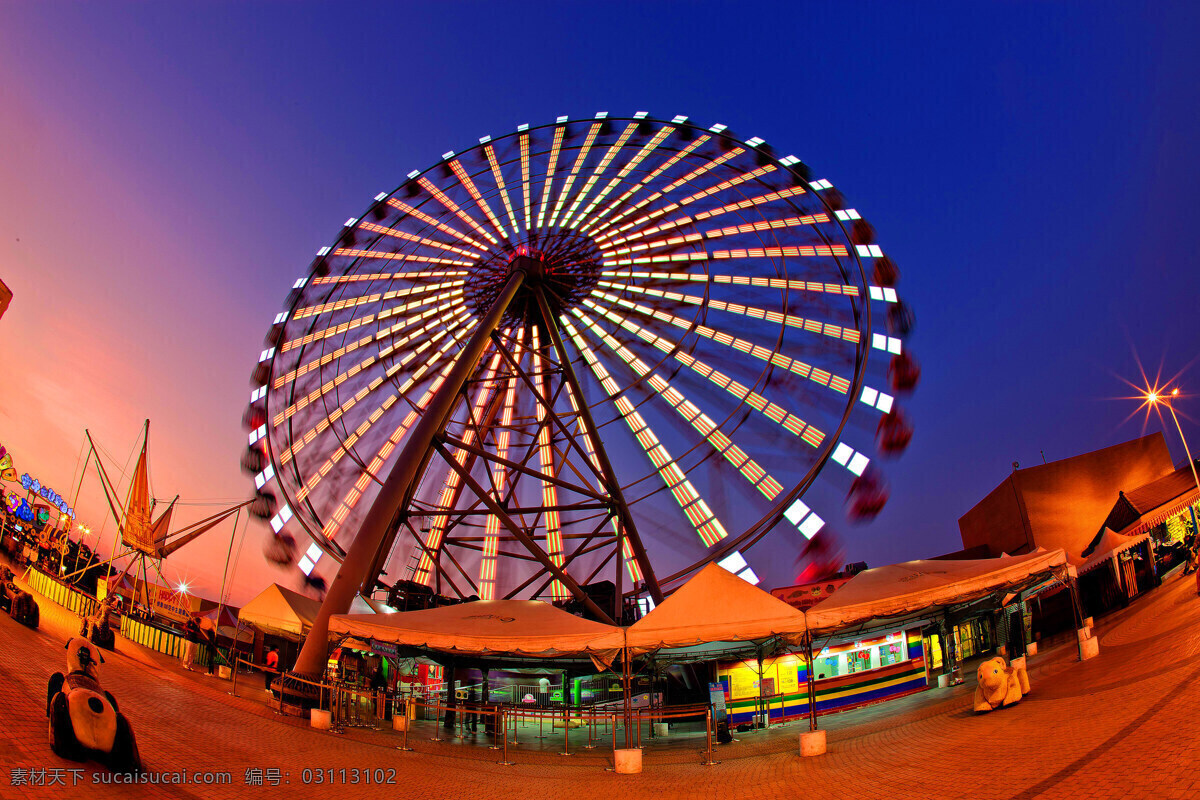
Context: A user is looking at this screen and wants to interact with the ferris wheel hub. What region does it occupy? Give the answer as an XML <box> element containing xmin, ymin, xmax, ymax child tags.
<box><xmin>467</xmin><ymin>229</ymin><xmax>603</xmax><ymax>323</ymax></box>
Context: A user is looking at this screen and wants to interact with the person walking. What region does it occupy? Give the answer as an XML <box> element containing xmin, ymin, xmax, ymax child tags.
<box><xmin>181</xmin><ymin>617</ymin><xmax>200</xmax><ymax>672</ymax></box>
<box><xmin>265</xmin><ymin>647</ymin><xmax>279</xmax><ymax>692</ymax></box>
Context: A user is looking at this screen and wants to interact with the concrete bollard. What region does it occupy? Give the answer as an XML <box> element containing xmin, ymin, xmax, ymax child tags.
<box><xmin>218</xmin><ymin>665</ymin><xmax>232</xmax><ymax>680</ymax></box>
<box><xmin>652</xmin><ymin>722</ymin><xmax>669</xmax><ymax>737</ymax></box>
<box><xmin>799</xmin><ymin>729</ymin><xmax>827</xmax><ymax>757</ymax></box>
<box><xmin>614</xmin><ymin>748</ymin><xmax>642</xmax><ymax>774</ymax></box>
<box><xmin>392</xmin><ymin>714</ymin><xmax>409</xmax><ymax>732</ymax></box>
<box><xmin>311</xmin><ymin>709</ymin><xmax>332</xmax><ymax>730</ymax></box>
<box><xmin>1026</xmin><ymin>642</ymin><xmax>1038</xmax><ymax>657</ymax></box>
<box><xmin>937</xmin><ymin>673</ymin><xmax>953</xmax><ymax>688</ymax></box>
<box><xmin>1079</xmin><ymin>633</ymin><xmax>1100</xmax><ymax>661</ymax></box>
<box><xmin>1076</xmin><ymin>626</ymin><xmax>1092</xmax><ymax>643</ymax></box>
<box><xmin>1083</xmin><ymin>616</ymin><xmax>1094</xmax><ymax>629</ymax></box>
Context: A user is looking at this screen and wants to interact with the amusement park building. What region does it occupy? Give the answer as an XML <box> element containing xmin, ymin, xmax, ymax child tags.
<box><xmin>957</xmin><ymin>433</ymin><xmax>1174</xmax><ymax>560</ymax></box>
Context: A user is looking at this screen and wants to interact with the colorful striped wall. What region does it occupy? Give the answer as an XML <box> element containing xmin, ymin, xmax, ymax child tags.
<box><xmin>718</xmin><ymin>632</ymin><xmax>928</xmax><ymax>724</ymax></box>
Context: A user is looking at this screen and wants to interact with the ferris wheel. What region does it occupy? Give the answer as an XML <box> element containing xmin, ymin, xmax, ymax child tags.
<box><xmin>243</xmin><ymin>112</ymin><xmax>917</xmax><ymax>624</ymax></box>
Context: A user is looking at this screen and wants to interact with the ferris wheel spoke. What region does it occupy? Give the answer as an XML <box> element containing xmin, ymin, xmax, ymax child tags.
<box><xmin>575</xmin><ymin>304</ymin><xmax>826</xmax><ymax>448</ymax></box>
<box><xmin>574</xmin><ymin>123</ymin><xmax>674</xmax><ymax>232</ymax></box>
<box><xmin>584</xmin><ymin>133</ymin><xmax>711</xmax><ymax>237</ymax></box>
<box><xmin>272</xmin><ymin>305</ymin><xmax>469</xmax><ymax>424</ymax></box>
<box><xmin>414</xmin><ymin>176</ymin><xmax>500</xmax><ymax>247</ymax></box>
<box><xmin>561</xmin><ymin>315</ymin><xmax>728</xmax><ymax>549</ymax></box>
<box><xmin>535</xmin><ymin>123</ymin><xmax>567</xmax><ymax>230</ymax></box>
<box><xmin>281</xmin><ymin>289</ymin><xmax>464</xmax><ymax>361</ymax></box>
<box><xmin>598</xmin><ymin>186</ymin><xmax>808</xmax><ymax>248</ymax></box>
<box><xmin>280</xmin><ymin>315</ymin><xmax>476</xmax><ymax>476</ymax></box>
<box><xmin>586</xmin><ymin>291</ymin><xmax>854</xmax><ymax>395</ymax></box>
<box><xmin>478</xmin><ymin>328</ymin><xmax>522</xmax><ymax>600</ymax></box>
<box><xmin>530</xmin><ymin>325</ymin><xmax>567</xmax><ymax>599</ymax></box>
<box><xmin>314</xmin><ymin>352</ymin><xmax>467</xmax><ymax>538</ymax></box>
<box><xmin>597</xmin><ymin>270</ymin><xmax>860</xmax><ymax>298</ymax></box>
<box><xmin>505</xmin><ymin>510</ymin><xmax>616</xmax><ymax>600</ymax></box>
<box><xmin>546</xmin><ymin>121</ymin><xmax>603</xmax><ymax>230</ymax></box>
<box><xmin>331</xmin><ymin>247</ymin><xmax>477</xmax><ymax>268</ymax></box>
<box><xmin>559</xmin><ymin>121</ymin><xmax>638</xmax><ymax>229</ymax></box>
<box><xmin>447</xmin><ymin>159</ymin><xmax>511</xmax><ymax>243</ymax></box>
<box><xmin>483</xmin><ymin>142</ymin><xmax>521</xmax><ymax>237</ymax></box>
<box><xmin>285</xmin><ymin>282</ymin><xmax>463</xmax><ymax>350</ymax></box>
<box><xmin>518</xmin><ymin>132</ymin><xmax>533</xmax><ymax>231</ymax></box>
<box><xmin>598</xmin><ymin>280</ymin><xmax>861</xmax><ymax>345</ymax></box>
<box><xmin>355</xmin><ymin>219</ymin><xmax>488</xmax><ymax>260</ymax></box>
<box><xmin>291</xmin><ymin>280</ymin><xmax>464</xmax><ymax>322</ymax></box>
<box><xmin>385</xmin><ymin>197</ymin><xmax>493</xmax><ymax>251</ymax></box>
<box><xmin>571</xmin><ymin>307</ymin><xmax>786</xmax><ymax>502</ymax></box>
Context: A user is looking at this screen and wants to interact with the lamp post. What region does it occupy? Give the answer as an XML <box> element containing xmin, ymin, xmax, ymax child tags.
<box><xmin>1145</xmin><ymin>388</ymin><xmax>1200</xmax><ymax>501</ymax></box>
<box><xmin>1146</xmin><ymin>388</ymin><xmax>1200</xmax><ymax>581</ymax></box>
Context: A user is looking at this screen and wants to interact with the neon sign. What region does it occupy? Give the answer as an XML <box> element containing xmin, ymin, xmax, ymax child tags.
<box><xmin>19</xmin><ymin>474</ymin><xmax>74</xmax><ymax>519</ymax></box>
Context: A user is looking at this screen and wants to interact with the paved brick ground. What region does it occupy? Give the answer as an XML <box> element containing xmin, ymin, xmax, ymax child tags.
<box><xmin>1</xmin><ymin>562</ymin><xmax>1198</xmax><ymax>800</ymax></box>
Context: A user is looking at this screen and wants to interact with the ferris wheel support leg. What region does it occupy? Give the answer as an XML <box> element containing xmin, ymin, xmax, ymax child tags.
<box><xmin>533</xmin><ymin>288</ymin><xmax>664</xmax><ymax>607</ymax></box>
<box><xmin>289</xmin><ymin>270</ymin><xmax>527</xmax><ymax>680</ymax></box>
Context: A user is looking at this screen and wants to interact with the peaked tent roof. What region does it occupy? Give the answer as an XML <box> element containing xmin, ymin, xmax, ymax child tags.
<box><xmin>1075</xmin><ymin>528</ymin><xmax>1149</xmax><ymax>575</ymax></box>
<box><xmin>624</xmin><ymin>562</ymin><xmax>808</xmax><ymax>655</ymax></box>
<box><xmin>240</xmin><ymin>583</ymin><xmax>376</xmax><ymax>639</ymax></box>
<box><xmin>329</xmin><ymin>599</ymin><xmax>625</xmax><ymax>662</ymax></box>
<box><xmin>804</xmin><ymin>548</ymin><xmax>1068</xmax><ymax>634</ymax></box>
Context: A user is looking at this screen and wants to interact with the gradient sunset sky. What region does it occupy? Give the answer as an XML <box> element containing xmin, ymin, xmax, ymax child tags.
<box><xmin>1</xmin><ymin>3</ymin><xmax>1197</xmax><ymax>606</ymax></box>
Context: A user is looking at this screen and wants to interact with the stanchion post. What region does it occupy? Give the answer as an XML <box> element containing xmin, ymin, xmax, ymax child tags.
<box><xmin>498</xmin><ymin>707</ymin><xmax>514</xmax><ymax>766</ymax></box>
<box><xmin>560</xmin><ymin>705</ymin><xmax>571</xmax><ymax>756</ymax></box>
<box><xmin>231</xmin><ymin>657</ymin><xmax>240</xmax><ymax>697</ymax></box>
<box><xmin>701</xmin><ymin>706</ymin><xmax>718</xmax><ymax>766</ymax></box>
<box><xmin>396</xmin><ymin>698</ymin><xmax>413</xmax><ymax>751</ymax></box>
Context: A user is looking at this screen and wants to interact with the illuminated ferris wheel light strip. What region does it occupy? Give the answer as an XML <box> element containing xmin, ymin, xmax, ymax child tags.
<box><xmin>356</xmin><ymin>219</ymin><xmax>486</xmax><ymax>259</ymax></box>
<box><xmin>661</xmin><ymin>148</ymin><xmax>743</xmax><ymax>194</ymax></box>
<box><xmin>272</xmin><ymin>299</ymin><xmax>464</xmax><ymax>395</ymax></box>
<box><xmin>479</xmin><ymin>329</ymin><xmax>521</xmax><ymax>600</ymax></box>
<box><xmin>678</xmin><ymin>164</ymin><xmax>777</xmax><ymax>207</ymax></box>
<box><xmin>561</xmin><ymin>316</ymin><xmax>727</xmax><ymax>548</ymax></box>
<box><xmin>587</xmin><ymin>291</ymin><xmax>853</xmax><ymax>395</ymax></box>
<box><xmin>560</xmin><ymin>122</ymin><xmax>637</xmax><ymax>229</ymax></box>
<box><xmin>598</xmin><ymin>186</ymin><xmax>808</xmax><ymax>248</ymax></box>
<box><xmin>519</xmin><ymin>133</ymin><xmax>532</xmax><ymax>231</ymax></box>
<box><xmin>596</xmin><ymin>271</ymin><xmax>860</xmax><ymax>298</ymax></box>
<box><xmin>597</xmin><ymin>281</ymin><xmax>861</xmax><ymax>344</ymax></box>
<box><xmin>571</xmin><ymin>309</ymin><xmax>784</xmax><ymax>502</ymax></box>
<box><xmin>293</xmin><ymin>281</ymin><xmax>464</xmax><ymax>322</ymax></box>
<box><xmin>536</xmin><ymin>125</ymin><xmax>566</xmax><ymax>230</ymax></box>
<box><xmin>319</xmin><ymin>353</ymin><xmax>465</xmax><ymax>537</ymax></box>
<box><xmin>331</xmin><ymin>247</ymin><xmax>476</xmax><ymax>267</ymax></box>
<box><xmin>386</xmin><ymin>197</ymin><xmax>491</xmax><ymax>251</ymax></box>
<box><xmin>575</xmin><ymin>124</ymin><xmax>674</xmax><ymax>231</ymax></box>
<box><xmin>284</xmin><ymin>284</ymin><xmax>464</xmax><ymax>352</ymax></box>
<box><xmin>449</xmin><ymin>160</ymin><xmax>509</xmax><ymax>242</ymax></box>
<box><xmin>872</xmin><ymin>334</ymin><xmax>903</xmax><ymax>355</ymax></box>
<box><xmin>547</xmin><ymin>122</ymin><xmax>601</xmax><ymax>229</ymax></box>
<box><xmin>280</xmin><ymin>315</ymin><xmax>476</xmax><ymax>469</ymax></box>
<box><xmin>484</xmin><ymin>143</ymin><xmax>521</xmax><ymax>237</ymax></box>
<box><xmin>584</xmin><ymin>134</ymin><xmax>710</xmax><ymax>237</ymax></box>
<box><xmin>310</xmin><ymin>270</ymin><xmax>469</xmax><ymax>288</ymax></box>
<box><xmin>283</xmin><ymin>315</ymin><xmax>469</xmax><ymax>454</ymax></box>
<box><xmin>413</xmin><ymin>350</ymin><xmax>505</xmax><ymax>587</ymax></box>
<box><xmin>416</xmin><ymin>176</ymin><xmax>499</xmax><ymax>246</ymax></box>
<box><xmin>530</xmin><ymin>327</ymin><xmax>567</xmax><ymax>599</ymax></box>
<box><xmin>710</xmin><ymin>244</ymin><xmax>848</xmax><ymax>259</ymax></box>
<box><xmin>702</xmin><ymin>212</ymin><xmax>830</xmax><ymax>239</ymax></box>
<box><xmin>576</xmin><ymin>303</ymin><xmax>825</xmax><ymax>448</ymax></box>
<box><xmin>601</xmin><ymin>232</ymin><xmax>704</xmax><ymax>257</ymax></box>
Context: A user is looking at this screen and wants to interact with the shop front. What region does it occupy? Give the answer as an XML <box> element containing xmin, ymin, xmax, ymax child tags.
<box><xmin>716</xmin><ymin>628</ymin><xmax>927</xmax><ymax>725</ymax></box>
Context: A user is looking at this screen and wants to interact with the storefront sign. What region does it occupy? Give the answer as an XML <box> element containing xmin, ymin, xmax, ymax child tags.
<box><xmin>19</xmin><ymin>474</ymin><xmax>74</xmax><ymax>519</ymax></box>
<box><xmin>369</xmin><ymin>639</ymin><xmax>400</xmax><ymax>658</ymax></box>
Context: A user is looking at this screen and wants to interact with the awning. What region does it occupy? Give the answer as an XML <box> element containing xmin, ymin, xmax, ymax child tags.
<box><xmin>804</xmin><ymin>548</ymin><xmax>1069</xmax><ymax>634</ymax></box>
<box><xmin>240</xmin><ymin>583</ymin><xmax>377</xmax><ymax>639</ymax></box>
<box><xmin>1073</xmin><ymin>528</ymin><xmax>1150</xmax><ymax>576</ymax></box>
<box><xmin>329</xmin><ymin>599</ymin><xmax>625</xmax><ymax>667</ymax></box>
<box><xmin>624</xmin><ymin>562</ymin><xmax>808</xmax><ymax>655</ymax></box>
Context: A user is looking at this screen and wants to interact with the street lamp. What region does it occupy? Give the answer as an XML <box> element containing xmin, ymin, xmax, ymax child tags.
<box><xmin>1144</xmin><ymin>388</ymin><xmax>1200</xmax><ymax>500</ymax></box>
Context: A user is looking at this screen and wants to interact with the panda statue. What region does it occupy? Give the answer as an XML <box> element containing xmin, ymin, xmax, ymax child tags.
<box><xmin>47</xmin><ymin>638</ymin><xmax>142</xmax><ymax>773</ymax></box>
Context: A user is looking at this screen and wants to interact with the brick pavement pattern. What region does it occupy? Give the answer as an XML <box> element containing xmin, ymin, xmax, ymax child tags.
<box><xmin>1</xmin><ymin>564</ymin><xmax>1198</xmax><ymax>800</ymax></box>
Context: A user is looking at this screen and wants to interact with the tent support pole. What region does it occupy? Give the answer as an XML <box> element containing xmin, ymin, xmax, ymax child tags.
<box><xmin>805</xmin><ymin>632</ymin><xmax>818</xmax><ymax>732</ymax></box>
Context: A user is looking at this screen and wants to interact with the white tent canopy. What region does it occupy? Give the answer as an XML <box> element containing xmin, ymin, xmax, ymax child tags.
<box><xmin>624</xmin><ymin>562</ymin><xmax>809</xmax><ymax>655</ymax></box>
<box><xmin>329</xmin><ymin>599</ymin><xmax>625</xmax><ymax>662</ymax></box>
<box><xmin>240</xmin><ymin>583</ymin><xmax>377</xmax><ymax>639</ymax></box>
<box><xmin>1073</xmin><ymin>528</ymin><xmax>1150</xmax><ymax>575</ymax></box>
<box><xmin>804</xmin><ymin>548</ymin><xmax>1069</xmax><ymax>634</ymax></box>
